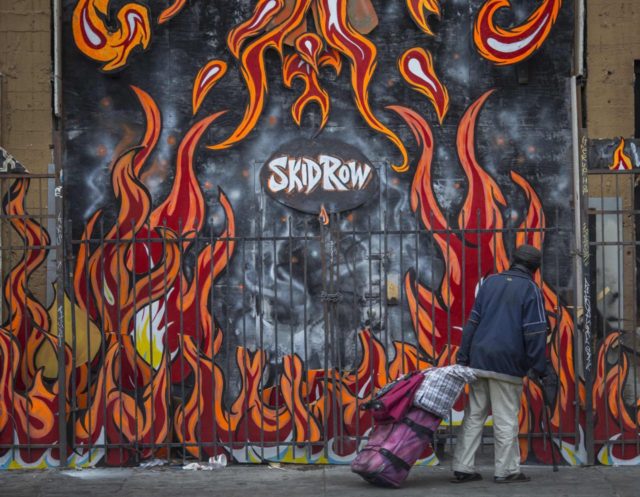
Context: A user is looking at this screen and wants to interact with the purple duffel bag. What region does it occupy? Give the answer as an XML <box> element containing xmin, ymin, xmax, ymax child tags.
<box><xmin>350</xmin><ymin>407</ymin><xmax>442</xmax><ymax>488</ymax></box>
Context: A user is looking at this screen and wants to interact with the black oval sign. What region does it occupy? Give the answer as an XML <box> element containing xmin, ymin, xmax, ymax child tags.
<box><xmin>260</xmin><ymin>138</ymin><xmax>379</xmax><ymax>215</ymax></box>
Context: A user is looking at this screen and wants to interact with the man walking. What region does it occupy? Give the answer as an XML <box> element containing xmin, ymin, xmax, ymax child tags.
<box><xmin>451</xmin><ymin>244</ymin><xmax>548</xmax><ymax>484</ymax></box>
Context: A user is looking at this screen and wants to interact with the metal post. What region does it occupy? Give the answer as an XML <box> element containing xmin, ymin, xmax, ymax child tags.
<box><xmin>578</xmin><ymin>131</ymin><xmax>595</xmax><ymax>465</ymax></box>
<box><xmin>52</xmin><ymin>0</ymin><xmax>67</xmax><ymax>466</ymax></box>
<box><xmin>53</xmin><ymin>125</ymin><xmax>67</xmax><ymax>467</ymax></box>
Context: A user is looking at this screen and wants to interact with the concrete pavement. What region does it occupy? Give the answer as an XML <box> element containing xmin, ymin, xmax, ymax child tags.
<box><xmin>1</xmin><ymin>463</ymin><xmax>639</xmax><ymax>497</ymax></box>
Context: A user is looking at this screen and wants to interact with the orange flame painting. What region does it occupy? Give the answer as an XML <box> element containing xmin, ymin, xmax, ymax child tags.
<box><xmin>72</xmin><ymin>0</ymin><xmax>152</xmax><ymax>72</ymax></box>
<box><xmin>197</xmin><ymin>0</ymin><xmax>410</xmax><ymax>172</ymax></box>
<box><xmin>158</xmin><ymin>0</ymin><xmax>188</xmax><ymax>25</ymax></box>
<box><xmin>406</xmin><ymin>0</ymin><xmax>442</xmax><ymax>36</ymax></box>
<box><xmin>608</xmin><ymin>138</ymin><xmax>634</xmax><ymax>171</ymax></box>
<box><xmin>192</xmin><ymin>60</ymin><xmax>228</xmax><ymax>115</ymax></box>
<box><xmin>398</xmin><ymin>47</ymin><xmax>449</xmax><ymax>124</ymax></box>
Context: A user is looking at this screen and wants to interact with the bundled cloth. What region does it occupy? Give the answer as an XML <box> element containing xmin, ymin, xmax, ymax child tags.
<box><xmin>412</xmin><ymin>365</ymin><xmax>477</xmax><ymax>418</ymax></box>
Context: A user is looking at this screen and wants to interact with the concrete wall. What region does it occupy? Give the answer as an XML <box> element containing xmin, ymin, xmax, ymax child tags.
<box><xmin>586</xmin><ymin>0</ymin><xmax>640</xmax><ymax>138</ymax></box>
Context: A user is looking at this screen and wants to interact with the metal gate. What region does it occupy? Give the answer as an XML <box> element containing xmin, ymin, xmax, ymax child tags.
<box><xmin>0</xmin><ymin>168</ymin><xmax>64</xmax><ymax>468</ymax></box>
<box><xmin>1</xmin><ymin>168</ymin><xmax>591</xmax><ymax>467</ymax></box>
<box><xmin>59</xmin><ymin>201</ymin><xmax>580</xmax><ymax>467</ymax></box>
<box><xmin>582</xmin><ymin>167</ymin><xmax>640</xmax><ymax>465</ymax></box>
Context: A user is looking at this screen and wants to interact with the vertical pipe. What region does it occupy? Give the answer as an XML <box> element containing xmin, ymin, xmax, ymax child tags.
<box><xmin>574</xmin><ymin>0</ymin><xmax>586</xmax><ymax>78</ymax></box>
<box><xmin>0</xmin><ymin>71</ymin><xmax>5</xmax><ymax>144</ymax></box>
<box><xmin>571</xmin><ymin>77</ymin><xmax>585</xmax><ymax>316</ymax></box>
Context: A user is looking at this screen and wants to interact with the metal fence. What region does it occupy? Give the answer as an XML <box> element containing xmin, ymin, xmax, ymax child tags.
<box><xmin>48</xmin><ymin>205</ymin><xmax>578</xmax><ymax>467</ymax></box>
<box><xmin>0</xmin><ymin>171</ymin><xmax>64</xmax><ymax>467</ymax></box>
<box><xmin>4</xmin><ymin>168</ymin><xmax>630</xmax><ymax>467</ymax></box>
<box><xmin>584</xmin><ymin>169</ymin><xmax>640</xmax><ymax>464</ymax></box>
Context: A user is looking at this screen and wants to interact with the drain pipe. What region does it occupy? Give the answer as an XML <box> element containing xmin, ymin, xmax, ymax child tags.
<box><xmin>0</xmin><ymin>70</ymin><xmax>5</xmax><ymax>144</ymax></box>
<box><xmin>53</xmin><ymin>0</ymin><xmax>61</xmax><ymax>118</ymax></box>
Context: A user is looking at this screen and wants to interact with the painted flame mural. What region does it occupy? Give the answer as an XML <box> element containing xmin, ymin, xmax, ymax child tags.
<box><xmin>473</xmin><ymin>0</ymin><xmax>563</xmax><ymax>65</ymax></box>
<box><xmin>2</xmin><ymin>0</ymin><xmax>636</xmax><ymax>469</ymax></box>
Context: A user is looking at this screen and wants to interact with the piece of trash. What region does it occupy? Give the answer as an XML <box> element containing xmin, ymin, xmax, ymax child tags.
<box><xmin>268</xmin><ymin>462</ymin><xmax>285</xmax><ymax>470</ymax></box>
<box><xmin>208</xmin><ymin>454</ymin><xmax>227</xmax><ymax>469</ymax></box>
<box><xmin>140</xmin><ymin>458</ymin><xmax>167</xmax><ymax>468</ymax></box>
<box><xmin>182</xmin><ymin>455</ymin><xmax>227</xmax><ymax>471</ymax></box>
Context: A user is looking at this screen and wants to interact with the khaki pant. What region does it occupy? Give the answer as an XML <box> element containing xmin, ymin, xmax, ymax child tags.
<box><xmin>452</xmin><ymin>377</ymin><xmax>523</xmax><ymax>478</ymax></box>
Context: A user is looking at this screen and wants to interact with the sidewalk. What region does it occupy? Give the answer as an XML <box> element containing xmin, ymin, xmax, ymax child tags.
<box><xmin>1</xmin><ymin>463</ymin><xmax>638</xmax><ymax>497</ymax></box>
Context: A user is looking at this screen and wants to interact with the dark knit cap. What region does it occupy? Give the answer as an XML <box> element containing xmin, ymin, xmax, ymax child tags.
<box><xmin>512</xmin><ymin>244</ymin><xmax>542</xmax><ymax>272</ymax></box>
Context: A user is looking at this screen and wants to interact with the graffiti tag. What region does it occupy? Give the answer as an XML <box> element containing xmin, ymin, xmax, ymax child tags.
<box><xmin>266</xmin><ymin>155</ymin><xmax>373</xmax><ymax>194</ymax></box>
<box><xmin>261</xmin><ymin>138</ymin><xmax>378</xmax><ymax>215</ymax></box>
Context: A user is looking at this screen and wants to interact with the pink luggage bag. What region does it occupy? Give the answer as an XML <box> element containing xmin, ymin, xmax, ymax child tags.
<box><xmin>350</xmin><ymin>407</ymin><xmax>442</xmax><ymax>488</ymax></box>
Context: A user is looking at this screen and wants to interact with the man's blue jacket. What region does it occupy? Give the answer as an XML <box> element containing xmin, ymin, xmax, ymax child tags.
<box><xmin>457</xmin><ymin>264</ymin><xmax>548</xmax><ymax>378</ymax></box>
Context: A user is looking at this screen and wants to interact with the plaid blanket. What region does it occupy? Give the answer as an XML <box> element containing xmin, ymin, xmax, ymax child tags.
<box><xmin>413</xmin><ymin>365</ymin><xmax>477</xmax><ymax>418</ymax></box>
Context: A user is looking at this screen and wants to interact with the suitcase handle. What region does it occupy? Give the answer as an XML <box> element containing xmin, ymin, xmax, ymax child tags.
<box><xmin>379</xmin><ymin>448</ymin><xmax>411</xmax><ymax>471</ymax></box>
<box><xmin>401</xmin><ymin>416</ymin><xmax>435</xmax><ymax>439</ymax></box>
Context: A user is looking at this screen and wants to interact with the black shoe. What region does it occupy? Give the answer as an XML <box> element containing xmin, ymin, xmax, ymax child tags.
<box><xmin>494</xmin><ymin>472</ymin><xmax>531</xmax><ymax>483</ymax></box>
<box><xmin>450</xmin><ymin>471</ymin><xmax>483</xmax><ymax>483</ymax></box>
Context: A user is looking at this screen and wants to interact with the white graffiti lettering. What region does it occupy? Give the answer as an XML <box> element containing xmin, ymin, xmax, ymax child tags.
<box><xmin>266</xmin><ymin>154</ymin><xmax>373</xmax><ymax>194</ymax></box>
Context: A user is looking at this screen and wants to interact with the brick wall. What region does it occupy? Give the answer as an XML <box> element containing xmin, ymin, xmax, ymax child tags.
<box><xmin>0</xmin><ymin>0</ymin><xmax>52</xmax><ymax>173</ymax></box>
<box><xmin>586</xmin><ymin>0</ymin><xmax>640</xmax><ymax>138</ymax></box>
<box><xmin>0</xmin><ymin>0</ymin><xmax>53</xmax><ymax>310</ymax></box>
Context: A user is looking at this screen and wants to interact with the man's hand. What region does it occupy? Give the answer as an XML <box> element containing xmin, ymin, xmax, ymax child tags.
<box><xmin>527</xmin><ymin>369</ymin><xmax>546</xmax><ymax>383</ymax></box>
<box><xmin>456</xmin><ymin>350</ymin><xmax>470</xmax><ymax>366</ymax></box>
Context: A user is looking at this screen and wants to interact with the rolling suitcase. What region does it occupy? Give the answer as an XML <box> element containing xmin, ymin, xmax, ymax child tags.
<box><xmin>350</xmin><ymin>407</ymin><xmax>441</xmax><ymax>488</ymax></box>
